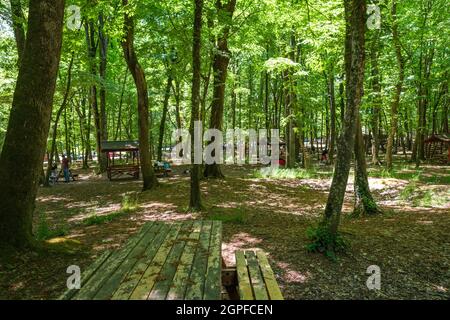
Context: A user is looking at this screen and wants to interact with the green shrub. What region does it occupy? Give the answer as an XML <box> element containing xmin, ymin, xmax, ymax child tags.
<box><xmin>121</xmin><ymin>192</ymin><xmax>139</xmax><ymax>213</ymax></box>
<box><xmin>35</xmin><ymin>212</ymin><xmax>68</xmax><ymax>241</ymax></box>
<box><xmin>306</xmin><ymin>225</ymin><xmax>349</xmax><ymax>261</ymax></box>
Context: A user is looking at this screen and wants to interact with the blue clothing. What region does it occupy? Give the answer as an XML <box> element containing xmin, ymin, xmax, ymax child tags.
<box><xmin>63</xmin><ymin>168</ymin><xmax>70</xmax><ymax>182</ymax></box>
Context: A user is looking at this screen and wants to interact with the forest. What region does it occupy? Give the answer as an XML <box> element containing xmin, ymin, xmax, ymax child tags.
<box><xmin>0</xmin><ymin>0</ymin><xmax>449</xmax><ymax>301</ymax></box>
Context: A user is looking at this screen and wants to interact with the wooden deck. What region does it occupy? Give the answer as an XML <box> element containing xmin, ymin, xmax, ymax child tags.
<box><xmin>61</xmin><ymin>220</ymin><xmax>222</xmax><ymax>300</ymax></box>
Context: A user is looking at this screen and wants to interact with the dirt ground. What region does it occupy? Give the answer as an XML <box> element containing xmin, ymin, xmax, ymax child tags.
<box><xmin>0</xmin><ymin>160</ymin><xmax>449</xmax><ymax>300</ymax></box>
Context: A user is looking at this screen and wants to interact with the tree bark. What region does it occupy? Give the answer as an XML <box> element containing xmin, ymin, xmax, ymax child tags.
<box><xmin>157</xmin><ymin>73</ymin><xmax>173</xmax><ymax>161</ymax></box>
<box><xmin>386</xmin><ymin>0</ymin><xmax>405</xmax><ymax>170</ymax></box>
<box><xmin>320</xmin><ymin>0</ymin><xmax>366</xmax><ymax>251</ymax></box>
<box><xmin>370</xmin><ymin>29</ymin><xmax>382</xmax><ymax>165</ymax></box>
<box><xmin>98</xmin><ymin>12</ymin><xmax>109</xmax><ymax>172</ymax></box>
<box><xmin>122</xmin><ymin>0</ymin><xmax>158</xmax><ymax>191</ymax></box>
<box><xmin>204</xmin><ymin>0</ymin><xmax>237</xmax><ymax>178</ymax></box>
<box><xmin>354</xmin><ymin>114</ymin><xmax>380</xmax><ymax>216</ymax></box>
<box><xmin>9</xmin><ymin>0</ymin><xmax>26</xmax><ymax>63</ymax></box>
<box><xmin>328</xmin><ymin>68</ymin><xmax>337</xmax><ymax>164</ymax></box>
<box><xmin>189</xmin><ymin>0</ymin><xmax>204</xmax><ymax>211</ymax></box>
<box><xmin>0</xmin><ymin>0</ymin><xmax>65</xmax><ymax>248</ymax></box>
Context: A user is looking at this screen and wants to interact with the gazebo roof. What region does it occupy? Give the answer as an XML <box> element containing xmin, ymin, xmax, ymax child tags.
<box><xmin>101</xmin><ymin>141</ymin><xmax>140</xmax><ymax>152</ymax></box>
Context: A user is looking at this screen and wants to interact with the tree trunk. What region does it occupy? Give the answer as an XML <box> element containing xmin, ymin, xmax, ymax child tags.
<box><xmin>204</xmin><ymin>0</ymin><xmax>236</xmax><ymax>178</ymax></box>
<box><xmin>189</xmin><ymin>0</ymin><xmax>204</xmax><ymax>211</ymax></box>
<box><xmin>158</xmin><ymin>73</ymin><xmax>173</xmax><ymax>161</ymax></box>
<box><xmin>44</xmin><ymin>53</ymin><xmax>75</xmax><ymax>187</ymax></box>
<box><xmin>328</xmin><ymin>68</ymin><xmax>337</xmax><ymax>164</ymax></box>
<box><xmin>370</xmin><ymin>30</ymin><xmax>382</xmax><ymax>165</ymax></box>
<box><xmin>84</xmin><ymin>21</ymin><xmax>103</xmax><ymax>173</ymax></box>
<box><xmin>354</xmin><ymin>114</ymin><xmax>380</xmax><ymax>216</ymax></box>
<box><xmin>98</xmin><ymin>12</ymin><xmax>109</xmax><ymax>172</ymax></box>
<box><xmin>319</xmin><ymin>0</ymin><xmax>366</xmax><ymax>253</ymax></box>
<box><xmin>386</xmin><ymin>0</ymin><xmax>405</xmax><ymax>170</ymax></box>
<box><xmin>122</xmin><ymin>0</ymin><xmax>158</xmax><ymax>191</ymax></box>
<box><xmin>9</xmin><ymin>0</ymin><xmax>26</xmax><ymax>63</ymax></box>
<box><xmin>0</xmin><ymin>0</ymin><xmax>65</xmax><ymax>249</ymax></box>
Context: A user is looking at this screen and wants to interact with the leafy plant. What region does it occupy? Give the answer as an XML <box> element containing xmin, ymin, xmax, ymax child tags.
<box><xmin>35</xmin><ymin>212</ymin><xmax>68</xmax><ymax>241</ymax></box>
<box><xmin>306</xmin><ymin>225</ymin><xmax>349</xmax><ymax>261</ymax></box>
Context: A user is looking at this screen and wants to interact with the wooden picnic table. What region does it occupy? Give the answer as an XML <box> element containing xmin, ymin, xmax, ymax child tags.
<box><xmin>61</xmin><ymin>220</ymin><xmax>222</xmax><ymax>300</ymax></box>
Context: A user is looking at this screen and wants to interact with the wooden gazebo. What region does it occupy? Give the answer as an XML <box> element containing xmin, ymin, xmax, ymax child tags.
<box><xmin>424</xmin><ymin>134</ymin><xmax>450</xmax><ymax>164</ymax></box>
<box><xmin>101</xmin><ymin>141</ymin><xmax>140</xmax><ymax>181</ymax></box>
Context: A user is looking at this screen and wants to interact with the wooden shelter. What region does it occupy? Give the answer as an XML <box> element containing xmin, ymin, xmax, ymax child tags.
<box><xmin>101</xmin><ymin>141</ymin><xmax>140</xmax><ymax>181</ymax></box>
<box><xmin>424</xmin><ymin>134</ymin><xmax>450</xmax><ymax>164</ymax></box>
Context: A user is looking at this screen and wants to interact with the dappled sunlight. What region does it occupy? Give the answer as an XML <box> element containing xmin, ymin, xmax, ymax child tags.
<box><xmin>222</xmin><ymin>232</ymin><xmax>263</xmax><ymax>266</ymax></box>
<box><xmin>276</xmin><ymin>262</ymin><xmax>311</xmax><ymax>284</ymax></box>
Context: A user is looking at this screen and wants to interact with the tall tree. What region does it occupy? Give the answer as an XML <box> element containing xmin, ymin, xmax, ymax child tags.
<box><xmin>98</xmin><ymin>12</ymin><xmax>109</xmax><ymax>172</ymax></box>
<box><xmin>189</xmin><ymin>0</ymin><xmax>204</xmax><ymax>211</ymax></box>
<box><xmin>122</xmin><ymin>0</ymin><xmax>158</xmax><ymax>191</ymax></box>
<box><xmin>369</xmin><ymin>28</ymin><xmax>382</xmax><ymax>165</ymax></box>
<box><xmin>9</xmin><ymin>0</ymin><xmax>26</xmax><ymax>63</ymax></box>
<box><xmin>0</xmin><ymin>0</ymin><xmax>65</xmax><ymax>248</ymax></box>
<box><xmin>315</xmin><ymin>0</ymin><xmax>367</xmax><ymax>254</ymax></box>
<box><xmin>353</xmin><ymin>114</ymin><xmax>381</xmax><ymax>216</ymax></box>
<box><xmin>204</xmin><ymin>0</ymin><xmax>237</xmax><ymax>178</ymax></box>
<box><xmin>386</xmin><ymin>0</ymin><xmax>405</xmax><ymax>170</ymax></box>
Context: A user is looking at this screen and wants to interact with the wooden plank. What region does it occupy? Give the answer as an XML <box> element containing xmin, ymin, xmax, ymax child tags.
<box><xmin>93</xmin><ymin>222</ymin><xmax>163</xmax><ymax>300</ymax></box>
<box><xmin>73</xmin><ymin>223</ymin><xmax>152</xmax><ymax>300</ymax></box>
<box><xmin>256</xmin><ymin>251</ymin><xmax>283</xmax><ymax>300</ymax></box>
<box><xmin>129</xmin><ymin>223</ymin><xmax>182</xmax><ymax>300</ymax></box>
<box><xmin>235</xmin><ymin>251</ymin><xmax>254</xmax><ymax>300</ymax></box>
<box><xmin>147</xmin><ymin>222</ymin><xmax>193</xmax><ymax>300</ymax></box>
<box><xmin>59</xmin><ymin>250</ymin><xmax>112</xmax><ymax>300</ymax></box>
<box><xmin>166</xmin><ymin>221</ymin><xmax>202</xmax><ymax>300</ymax></box>
<box><xmin>245</xmin><ymin>251</ymin><xmax>269</xmax><ymax>300</ymax></box>
<box><xmin>111</xmin><ymin>223</ymin><xmax>172</xmax><ymax>300</ymax></box>
<box><xmin>203</xmin><ymin>221</ymin><xmax>222</xmax><ymax>300</ymax></box>
<box><xmin>184</xmin><ymin>221</ymin><xmax>213</xmax><ymax>300</ymax></box>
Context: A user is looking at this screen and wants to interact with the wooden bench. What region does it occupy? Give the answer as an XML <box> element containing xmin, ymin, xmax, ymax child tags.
<box><xmin>107</xmin><ymin>165</ymin><xmax>140</xmax><ymax>181</ymax></box>
<box><xmin>60</xmin><ymin>220</ymin><xmax>222</xmax><ymax>300</ymax></box>
<box><xmin>235</xmin><ymin>250</ymin><xmax>283</xmax><ymax>300</ymax></box>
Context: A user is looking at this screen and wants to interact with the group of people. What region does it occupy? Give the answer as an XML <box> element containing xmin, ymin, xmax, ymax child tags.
<box><xmin>49</xmin><ymin>155</ymin><xmax>71</xmax><ymax>184</ymax></box>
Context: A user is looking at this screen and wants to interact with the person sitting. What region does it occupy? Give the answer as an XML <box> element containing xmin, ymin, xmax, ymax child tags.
<box><xmin>50</xmin><ymin>164</ymin><xmax>58</xmax><ymax>185</ymax></box>
<box><xmin>321</xmin><ymin>149</ymin><xmax>329</xmax><ymax>163</ymax></box>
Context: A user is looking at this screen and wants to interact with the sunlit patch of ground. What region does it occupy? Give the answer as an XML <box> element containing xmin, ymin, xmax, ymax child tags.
<box><xmin>0</xmin><ymin>159</ymin><xmax>449</xmax><ymax>300</ymax></box>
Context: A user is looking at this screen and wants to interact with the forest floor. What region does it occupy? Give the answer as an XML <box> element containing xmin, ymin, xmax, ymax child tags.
<box><xmin>0</xmin><ymin>157</ymin><xmax>449</xmax><ymax>300</ymax></box>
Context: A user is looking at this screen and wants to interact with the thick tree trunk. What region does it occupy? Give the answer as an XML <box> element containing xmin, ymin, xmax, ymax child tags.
<box><xmin>204</xmin><ymin>0</ymin><xmax>236</xmax><ymax>178</ymax></box>
<box><xmin>122</xmin><ymin>0</ymin><xmax>158</xmax><ymax>191</ymax></box>
<box><xmin>0</xmin><ymin>0</ymin><xmax>65</xmax><ymax>249</ymax></box>
<box><xmin>386</xmin><ymin>0</ymin><xmax>405</xmax><ymax>170</ymax></box>
<box><xmin>354</xmin><ymin>114</ymin><xmax>380</xmax><ymax>216</ymax></box>
<box><xmin>319</xmin><ymin>0</ymin><xmax>366</xmax><ymax>252</ymax></box>
<box><xmin>189</xmin><ymin>0</ymin><xmax>204</xmax><ymax>211</ymax></box>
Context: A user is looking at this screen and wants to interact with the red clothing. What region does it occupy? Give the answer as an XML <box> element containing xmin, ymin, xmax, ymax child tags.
<box><xmin>62</xmin><ymin>158</ymin><xmax>69</xmax><ymax>169</ymax></box>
